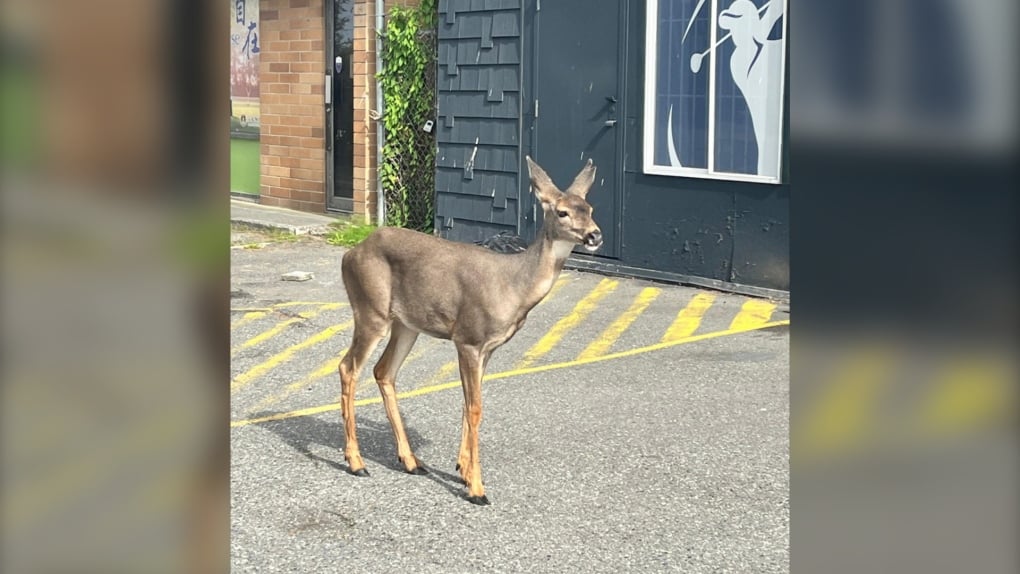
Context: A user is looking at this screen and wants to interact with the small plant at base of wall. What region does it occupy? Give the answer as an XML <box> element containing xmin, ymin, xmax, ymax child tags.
<box><xmin>325</xmin><ymin>221</ymin><xmax>377</xmax><ymax>247</ymax></box>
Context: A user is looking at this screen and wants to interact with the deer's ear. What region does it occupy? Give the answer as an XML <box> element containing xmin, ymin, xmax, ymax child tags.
<box><xmin>526</xmin><ymin>155</ymin><xmax>562</xmax><ymax>206</ymax></box>
<box><xmin>566</xmin><ymin>158</ymin><xmax>597</xmax><ymax>198</ymax></box>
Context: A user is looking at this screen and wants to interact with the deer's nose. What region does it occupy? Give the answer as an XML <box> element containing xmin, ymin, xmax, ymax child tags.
<box><xmin>585</xmin><ymin>230</ymin><xmax>603</xmax><ymax>247</ymax></box>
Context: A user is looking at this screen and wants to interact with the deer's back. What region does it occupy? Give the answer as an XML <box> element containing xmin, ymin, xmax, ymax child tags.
<box><xmin>343</xmin><ymin>227</ymin><xmax>528</xmax><ymax>342</ymax></box>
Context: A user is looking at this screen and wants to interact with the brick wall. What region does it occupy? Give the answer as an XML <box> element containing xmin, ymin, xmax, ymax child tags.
<box><xmin>257</xmin><ymin>0</ymin><xmax>421</xmax><ymax>219</ymax></box>
<box><xmin>258</xmin><ymin>0</ymin><xmax>327</xmax><ymax>212</ymax></box>
<box><xmin>352</xmin><ymin>0</ymin><xmax>376</xmax><ymax>221</ymax></box>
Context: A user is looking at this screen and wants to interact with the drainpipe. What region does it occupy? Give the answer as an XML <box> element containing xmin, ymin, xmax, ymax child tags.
<box><xmin>375</xmin><ymin>0</ymin><xmax>386</xmax><ymax>226</ymax></box>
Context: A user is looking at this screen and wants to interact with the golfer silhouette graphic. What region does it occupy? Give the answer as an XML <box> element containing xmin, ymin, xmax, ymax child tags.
<box><xmin>668</xmin><ymin>0</ymin><xmax>784</xmax><ymax>177</ymax></box>
<box><xmin>712</xmin><ymin>0</ymin><xmax>784</xmax><ymax>177</ymax></box>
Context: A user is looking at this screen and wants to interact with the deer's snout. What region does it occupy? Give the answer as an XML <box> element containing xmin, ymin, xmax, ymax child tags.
<box><xmin>583</xmin><ymin>229</ymin><xmax>603</xmax><ymax>252</ymax></box>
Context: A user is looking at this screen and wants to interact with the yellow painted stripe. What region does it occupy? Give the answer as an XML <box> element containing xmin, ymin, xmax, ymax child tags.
<box><xmin>402</xmin><ymin>338</ymin><xmax>442</xmax><ymax>367</ymax></box>
<box><xmin>254</xmin><ymin>335</ymin><xmax>446</xmax><ymax>411</ymax></box>
<box><xmin>230</xmin><ymin>320</ymin><xmax>354</xmax><ymax>393</ymax></box>
<box><xmin>913</xmin><ymin>358</ymin><xmax>1012</xmax><ymax>436</ymax></box>
<box><xmin>230</xmin><ymin>304</ymin><xmax>343</xmax><ymax>356</ymax></box>
<box><xmin>231</xmin><ymin>310</ymin><xmax>267</xmax><ymax>331</ymax></box>
<box><xmin>516</xmin><ymin>278</ymin><xmax>619</xmax><ymax>368</ymax></box>
<box><xmin>232</xmin><ymin>316</ymin><xmax>305</xmax><ymax>355</ymax></box>
<box><xmin>425</xmin><ymin>360</ymin><xmax>460</xmax><ymax>387</ymax></box>
<box><xmin>232</xmin><ymin>318</ymin><xmax>789</xmax><ymax>427</ymax></box>
<box><xmin>661</xmin><ymin>293</ymin><xmax>717</xmax><ymax>342</ymax></box>
<box><xmin>796</xmin><ymin>350</ymin><xmax>893</xmax><ymax>459</ymax></box>
<box><xmin>729</xmin><ymin>299</ymin><xmax>777</xmax><ymax>330</ymax></box>
<box><xmin>577</xmin><ymin>287</ymin><xmax>661</xmax><ymax>360</ymax></box>
<box><xmin>353</xmin><ymin>337</ymin><xmax>445</xmax><ymax>398</ymax></box>
<box><xmin>248</xmin><ymin>356</ymin><xmax>344</xmax><ymax>413</ymax></box>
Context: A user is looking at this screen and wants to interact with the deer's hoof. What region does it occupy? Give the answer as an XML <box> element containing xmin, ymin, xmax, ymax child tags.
<box><xmin>466</xmin><ymin>494</ymin><xmax>490</xmax><ymax>506</ymax></box>
<box><xmin>406</xmin><ymin>466</ymin><xmax>429</xmax><ymax>476</ymax></box>
<box><xmin>349</xmin><ymin>467</ymin><xmax>370</xmax><ymax>477</ymax></box>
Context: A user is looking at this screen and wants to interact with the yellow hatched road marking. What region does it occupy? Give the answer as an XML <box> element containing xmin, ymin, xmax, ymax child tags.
<box><xmin>231</xmin><ymin>311</ymin><xmax>268</xmax><ymax>331</ymax></box>
<box><xmin>249</xmin><ymin>357</ymin><xmax>344</xmax><ymax>414</ymax></box>
<box><xmin>577</xmin><ymin>287</ymin><xmax>661</xmax><ymax>360</ymax></box>
<box><xmin>796</xmin><ymin>350</ymin><xmax>893</xmax><ymax>458</ymax></box>
<box><xmin>231</xmin><ymin>303</ymin><xmax>343</xmax><ymax>356</ymax></box>
<box><xmin>516</xmin><ymin>278</ymin><xmax>619</xmax><ymax>368</ymax></box>
<box><xmin>912</xmin><ymin>358</ymin><xmax>1013</xmax><ymax>436</ymax></box>
<box><xmin>231</xmin><ymin>320</ymin><xmax>354</xmax><ymax>393</ymax></box>
<box><xmin>252</xmin><ymin>336</ymin><xmax>447</xmax><ymax>411</ymax></box>
<box><xmin>231</xmin><ymin>319</ymin><xmax>789</xmax><ymax>427</ymax></box>
<box><xmin>661</xmin><ymin>293</ymin><xmax>716</xmax><ymax>342</ymax></box>
<box><xmin>353</xmin><ymin>338</ymin><xmax>445</xmax><ymax>397</ymax></box>
<box><xmin>729</xmin><ymin>299</ymin><xmax>777</xmax><ymax>330</ymax></box>
<box><xmin>424</xmin><ymin>361</ymin><xmax>460</xmax><ymax>387</ymax></box>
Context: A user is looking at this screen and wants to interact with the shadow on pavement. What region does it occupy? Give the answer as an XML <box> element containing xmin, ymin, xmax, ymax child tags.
<box><xmin>250</xmin><ymin>411</ymin><xmax>466</xmax><ymax>500</ymax></box>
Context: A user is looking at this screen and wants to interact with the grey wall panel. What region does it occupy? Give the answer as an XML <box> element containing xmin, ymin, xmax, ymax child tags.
<box><xmin>435</xmin><ymin>2</ymin><xmax>523</xmax><ymax>243</ymax></box>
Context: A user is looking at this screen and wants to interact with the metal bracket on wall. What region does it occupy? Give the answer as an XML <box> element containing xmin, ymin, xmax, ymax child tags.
<box><xmin>481</xmin><ymin>17</ymin><xmax>494</xmax><ymax>49</ymax></box>
<box><xmin>446</xmin><ymin>50</ymin><xmax>459</xmax><ymax>76</ymax></box>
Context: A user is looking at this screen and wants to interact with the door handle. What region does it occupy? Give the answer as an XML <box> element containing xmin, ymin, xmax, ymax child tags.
<box><xmin>604</xmin><ymin>119</ymin><xmax>617</xmax><ymax>127</ymax></box>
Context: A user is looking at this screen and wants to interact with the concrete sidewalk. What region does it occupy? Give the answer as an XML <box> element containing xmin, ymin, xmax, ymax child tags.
<box><xmin>230</xmin><ymin>198</ymin><xmax>339</xmax><ymax>236</ymax></box>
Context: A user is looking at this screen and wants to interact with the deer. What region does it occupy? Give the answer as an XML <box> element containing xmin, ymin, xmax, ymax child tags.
<box><xmin>338</xmin><ymin>156</ymin><xmax>603</xmax><ymax>505</ymax></box>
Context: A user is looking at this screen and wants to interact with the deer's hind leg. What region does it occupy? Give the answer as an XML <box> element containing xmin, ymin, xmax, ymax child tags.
<box><xmin>339</xmin><ymin>317</ymin><xmax>388</xmax><ymax>477</ymax></box>
<box><xmin>373</xmin><ymin>320</ymin><xmax>425</xmax><ymax>474</ymax></box>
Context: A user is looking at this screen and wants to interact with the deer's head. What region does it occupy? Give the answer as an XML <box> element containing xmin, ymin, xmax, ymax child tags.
<box><xmin>526</xmin><ymin>156</ymin><xmax>603</xmax><ymax>252</ymax></box>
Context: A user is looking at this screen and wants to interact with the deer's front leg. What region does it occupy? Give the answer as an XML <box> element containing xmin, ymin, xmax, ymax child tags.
<box><xmin>456</xmin><ymin>344</ymin><xmax>489</xmax><ymax>505</ymax></box>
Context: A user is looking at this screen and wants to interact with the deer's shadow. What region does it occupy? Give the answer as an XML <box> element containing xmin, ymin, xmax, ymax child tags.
<box><xmin>250</xmin><ymin>410</ymin><xmax>466</xmax><ymax>500</ymax></box>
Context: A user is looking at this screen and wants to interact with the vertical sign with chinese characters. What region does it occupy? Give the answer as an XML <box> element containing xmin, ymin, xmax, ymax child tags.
<box><xmin>230</xmin><ymin>0</ymin><xmax>260</xmax><ymax>138</ymax></box>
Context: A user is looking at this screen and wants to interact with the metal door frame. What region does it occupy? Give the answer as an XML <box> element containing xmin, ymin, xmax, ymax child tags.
<box><xmin>325</xmin><ymin>0</ymin><xmax>354</xmax><ymax>212</ymax></box>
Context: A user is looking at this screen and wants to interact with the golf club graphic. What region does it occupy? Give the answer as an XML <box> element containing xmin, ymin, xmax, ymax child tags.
<box><xmin>666</xmin><ymin>0</ymin><xmax>784</xmax><ymax>177</ymax></box>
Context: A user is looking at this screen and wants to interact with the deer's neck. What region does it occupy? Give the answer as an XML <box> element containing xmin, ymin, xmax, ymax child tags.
<box><xmin>513</xmin><ymin>230</ymin><xmax>574</xmax><ymax>310</ymax></box>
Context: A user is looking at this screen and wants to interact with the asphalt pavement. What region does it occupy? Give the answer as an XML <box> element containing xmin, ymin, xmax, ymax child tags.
<box><xmin>230</xmin><ymin>224</ymin><xmax>790</xmax><ymax>573</ymax></box>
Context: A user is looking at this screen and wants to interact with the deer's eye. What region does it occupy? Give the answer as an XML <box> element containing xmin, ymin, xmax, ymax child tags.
<box><xmin>556</xmin><ymin>210</ymin><xmax>569</xmax><ymax>218</ymax></box>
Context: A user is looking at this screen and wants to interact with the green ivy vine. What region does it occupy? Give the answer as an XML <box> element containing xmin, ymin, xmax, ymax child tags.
<box><xmin>378</xmin><ymin>0</ymin><xmax>437</xmax><ymax>231</ymax></box>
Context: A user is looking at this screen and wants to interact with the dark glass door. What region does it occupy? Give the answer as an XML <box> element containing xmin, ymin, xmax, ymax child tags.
<box><xmin>327</xmin><ymin>0</ymin><xmax>354</xmax><ymax>212</ymax></box>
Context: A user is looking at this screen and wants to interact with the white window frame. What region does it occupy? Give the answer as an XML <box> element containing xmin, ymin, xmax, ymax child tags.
<box><xmin>642</xmin><ymin>0</ymin><xmax>788</xmax><ymax>184</ymax></box>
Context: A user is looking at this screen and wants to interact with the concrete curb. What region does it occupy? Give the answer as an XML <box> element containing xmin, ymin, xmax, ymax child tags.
<box><xmin>230</xmin><ymin>199</ymin><xmax>339</xmax><ymax>236</ymax></box>
<box><xmin>229</xmin><ymin>217</ymin><xmax>334</xmax><ymax>237</ymax></box>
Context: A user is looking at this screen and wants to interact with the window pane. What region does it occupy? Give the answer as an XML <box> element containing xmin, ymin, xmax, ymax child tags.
<box><xmin>652</xmin><ymin>0</ymin><xmax>710</xmax><ymax>169</ymax></box>
<box><xmin>713</xmin><ymin>0</ymin><xmax>785</xmax><ymax>178</ymax></box>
